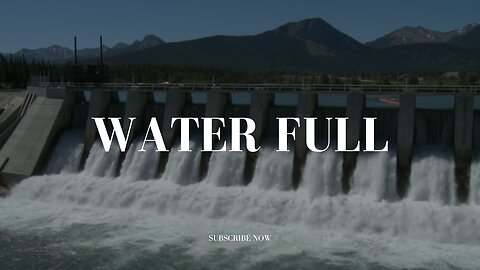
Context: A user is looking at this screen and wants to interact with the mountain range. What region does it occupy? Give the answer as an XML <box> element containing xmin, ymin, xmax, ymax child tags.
<box><xmin>366</xmin><ymin>21</ymin><xmax>480</xmax><ymax>49</ymax></box>
<box><xmin>14</xmin><ymin>35</ymin><xmax>164</xmax><ymax>63</ymax></box>
<box><xmin>7</xmin><ymin>18</ymin><xmax>480</xmax><ymax>73</ymax></box>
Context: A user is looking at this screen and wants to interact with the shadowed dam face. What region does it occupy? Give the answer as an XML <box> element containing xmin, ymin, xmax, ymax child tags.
<box><xmin>1</xmin><ymin>87</ymin><xmax>480</xmax><ymax>269</ymax></box>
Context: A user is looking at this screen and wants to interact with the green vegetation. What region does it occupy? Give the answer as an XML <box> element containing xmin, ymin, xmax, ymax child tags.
<box><xmin>1</xmin><ymin>55</ymin><xmax>479</xmax><ymax>88</ymax></box>
<box><xmin>0</xmin><ymin>54</ymin><xmax>61</xmax><ymax>89</ymax></box>
<box><xmin>0</xmin><ymin>54</ymin><xmax>29</xmax><ymax>88</ymax></box>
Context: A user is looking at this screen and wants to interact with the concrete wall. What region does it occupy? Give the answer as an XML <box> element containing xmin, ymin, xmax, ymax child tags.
<box><xmin>244</xmin><ymin>93</ymin><xmax>273</xmax><ymax>184</ymax></box>
<box><xmin>295</xmin><ymin>93</ymin><xmax>318</xmax><ymax>160</ymax></box>
<box><xmin>454</xmin><ymin>93</ymin><xmax>473</xmax><ymax>203</ymax></box>
<box><xmin>200</xmin><ymin>92</ymin><xmax>230</xmax><ymax>179</ymax></box>
<box><xmin>115</xmin><ymin>91</ymin><xmax>153</xmax><ymax>176</ymax></box>
<box><xmin>396</xmin><ymin>94</ymin><xmax>416</xmax><ymax>198</ymax></box>
<box><xmin>342</xmin><ymin>91</ymin><xmax>365</xmax><ymax>193</ymax></box>
<box><xmin>249</xmin><ymin>93</ymin><xmax>274</xmax><ymax>146</ymax></box>
<box><xmin>0</xmin><ymin>96</ymin><xmax>25</xmax><ymax>148</ymax></box>
<box><xmin>80</xmin><ymin>91</ymin><xmax>114</xmax><ymax>170</ymax></box>
<box><xmin>205</xmin><ymin>92</ymin><xmax>230</xmax><ymax>129</ymax></box>
<box><xmin>0</xmin><ymin>92</ymin><xmax>17</xmax><ymax>110</ymax></box>
<box><xmin>162</xmin><ymin>91</ymin><xmax>190</xmax><ymax>149</ymax></box>
<box><xmin>4</xmin><ymin>87</ymin><xmax>480</xmax><ymax>204</ymax></box>
<box><xmin>0</xmin><ymin>90</ymin><xmax>75</xmax><ymax>186</ymax></box>
<box><xmin>123</xmin><ymin>91</ymin><xmax>153</xmax><ymax>140</ymax></box>
<box><xmin>293</xmin><ymin>93</ymin><xmax>317</xmax><ymax>188</ymax></box>
<box><xmin>157</xmin><ymin>91</ymin><xmax>190</xmax><ymax>177</ymax></box>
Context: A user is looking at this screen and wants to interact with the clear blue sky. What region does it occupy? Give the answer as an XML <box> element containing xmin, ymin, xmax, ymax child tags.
<box><xmin>1</xmin><ymin>0</ymin><xmax>479</xmax><ymax>53</ymax></box>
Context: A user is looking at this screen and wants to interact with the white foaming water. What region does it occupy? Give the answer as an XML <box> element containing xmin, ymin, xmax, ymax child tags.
<box><xmin>161</xmin><ymin>139</ymin><xmax>202</xmax><ymax>185</ymax></box>
<box><xmin>3</xmin><ymin>133</ymin><xmax>480</xmax><ymax>269</ymax></box>
<box><xmin>408</xmin><ymin>149</ymin><xmax>456</xmax><ymax>205</ymax></box>
<box><xmin>350</xmin><ymin>151</ymin><xmax>398</xmax><ymax>201</ymax></box>
<box><xmin>3</xmin><ymin>191</ymin><xmax>480</xmax><ymax>270</ymax></box>
<box><xmin>4</xmin><ymin>174</ymin><xmax>480</xmax><ymax>270</ymax></box>
<box><xmin>119</xmin><ymin>137</ymin><xmax>160</xmax><ymax>180</ymax></box>
<box><xmin>83</xmin><ymin>141</ymin><xmax>121</xmax><ymax>178</ymax></box>
<box><xmin>45</xmin><ymin>130</ymin><xmax>84</xmax><ymax>174</ymax></box>
<box><xmin>251</xmin><ymin>147</ymin><xmax>293</xmax><ymax>191</ymax></box>
<box><xmin>8</xmin><ymin>174</ymin><xmax>480</xmax><ymax>246</ymax></box>
<box><xmin>299</xmin><ymin>150</ymin><xmax>342</xmax><ymax>198</ymax></box>
<box><xmin>469</xmin><ymin>158</ymin><xmax>480</xmax><ymax>205</ymax></box>
<box><xmin>204</xmin><ymin>149</ymin><xmax>245</xmax><ymax>186</ymax></box>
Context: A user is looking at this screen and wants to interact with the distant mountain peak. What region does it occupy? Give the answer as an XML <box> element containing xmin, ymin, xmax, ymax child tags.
<box><xmin>129</xmin><ymin>35</ymin><xmax>165</xmax><ymax>51</ymax></box>
<box><xmin>367</xmin><ymin>20</ymin><xmax>480</xmax><ymax>49</ymax></box>
<box><xmin>14</xmin><ymin>34</ymin><xmax>165</xmax><ymax>63</ymax></box>
<box><xmin>449</xmin><ymin>23</ymin><xmax>480</xmax><ymax>49</ymax></box>
<box><xmin>270</xmin><ymin>18</ymin><xmax>365</xmax><ymax>56</ymax></box>
<box><xmin>16</xmin><ymin>45</ymin><xmax>73</xmax><ymax>62</ymax></box>
<box><xmin>142</xmin><ymin>34</ymin><xmax>164</xmax><ymax>42</ymax></box>
<box><xmin>11</xmin><ymin>18</ymin><xmax>480</xmax><ymax>71</ymax></box>
<box><xmin>274</xmin><ymin>18</ymin><xmax>330</xmax><ymax>34</ymax></box>
<box><xmin>112</xmin><ymin>42</ymin><xmax>128</xmax><ymax>50</ymax></box>
<box><xmin>46</xmin><ymin>44</ymin><xmax>68</xmax><ymax>50</ymax></box>
<box><xmin>366</xmin><ymin>26</ymin><xmax>446</xmax><ymax>49</ymax></box>
<box><xmin>456</xmin><ymin>20</ymin><xmax>480</xmax><ymax>34</ymax></box>
<box><xmin>272</xmin><ymin>18</ymin><xmax>339</xmax><ymax>41</ymax></box>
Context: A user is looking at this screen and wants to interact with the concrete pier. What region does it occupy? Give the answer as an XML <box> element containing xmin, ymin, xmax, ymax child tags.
<box><xmin>79</xmin><ymin>91</ymin><xmax>114</xmax><ymax>170</ymax></box>
<box><xmin>0</xmin><ymin>89</ymin><xmax>76</xmax><ymax>186</ymax></box>
<box><xmin>199</xmin><ymin>92</ymin><xmax>230</xmax><ymax>179</ymax></box>
<box><xmin>454</xmin><ymin>93</ymin><xmax>473</xmax><ymax>203</ymax></box>
<box><xmin>293</xmin><ymin>93</ymin><xmax>317</xmax><ymax>189</ymax></box>
<box><xmin>156</xmin><ymin>91</ymin><xmax>190</xmax><ymax>177</ymax></box>
<box><xmin>115</xmin><ymin>91</ymin><xmax>153</xmax><ymax>176</ymax></box>
<box><xmin>0</xmin><ymin>96</ymin><xmax>24</xmax><ymax>130</ymax></box>
<box><xmin>162</xmin><ymin>92</ymin><xmax>190</xmax><ymax>149</ymax></box>
<box><xmin>2</xmin><ymin>83</ymin><xmax>480</xmax><ymax>204</ymax></box>
<box><xmin>244</xmin><ymin>93</ymin><xmax>273</xmax><ymax>185</ymax></box>
<box><xmin>342</xmin><ymin>91</ymin><xmax>365</xmax><ymax>194</ymax></box>
<box><xmin>123</xmin><ymin>92</ymin><xmax>152</xmax><ymax>139</ymax></box>
<box><xmin>396</xmin><ymin>93</ymin><xmax>416</xmax><ymax>198</ymax></box>
<box><xmin>0</xmin><ymin>96</ymin><xmax>27</xmax><ymax>148</ymax></box>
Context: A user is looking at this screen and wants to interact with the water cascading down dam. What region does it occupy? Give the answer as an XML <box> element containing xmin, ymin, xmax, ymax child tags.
<box><xmin>0</xmin><ymin>83</ymin><xmax>479</xmax><ymax>205</ymax></box>
<box><xmin>4</xmin><ymin>82</ymin><xmax>480</xmax><ymax>269</ymax></box>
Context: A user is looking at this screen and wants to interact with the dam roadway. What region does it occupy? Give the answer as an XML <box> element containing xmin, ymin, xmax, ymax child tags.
<box><xmin>0</xmin><ymin>82</ymin><xmax>479</xmax><ymax>203</ymax></box>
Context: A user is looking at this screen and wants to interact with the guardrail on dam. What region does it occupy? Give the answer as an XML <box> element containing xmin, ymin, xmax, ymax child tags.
<box><xmin>0</xmin><ymin>83</ymin><xmax>478</xmax><ymax>203</ymax></box>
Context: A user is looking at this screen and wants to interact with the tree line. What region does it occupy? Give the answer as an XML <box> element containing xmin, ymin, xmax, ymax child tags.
<box><xmin>1</xmin><ymin>54</ymin><xmax>479</xmax><ymax>88</ymax></box>
<box><xmin>0</xmin><ymin>54</ymin><xmax>60</xmax><ymax>88</ymax></box>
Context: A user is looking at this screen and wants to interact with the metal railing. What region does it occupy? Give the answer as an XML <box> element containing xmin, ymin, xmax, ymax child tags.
<box><xmin>39</xmin><ymin>82</ymin><xmax>480</xmax><ymax>95</ymax></box>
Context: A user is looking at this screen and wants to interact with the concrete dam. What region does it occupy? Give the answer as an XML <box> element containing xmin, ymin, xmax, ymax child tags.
<box><xmin>0</xmin><ymin>83</ymin><xmax>479</xmax><ymax>204</ymax></box>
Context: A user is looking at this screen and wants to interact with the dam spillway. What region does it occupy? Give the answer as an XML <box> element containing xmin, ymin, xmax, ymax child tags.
<box><xmin>0</xmin><ymin>83</ymin><xmax>480</xmax><ymax>204</ymax></box>
<box><xmin>2</xmin><ymin>84</ymin><xmax>480</xmax><ymax>269</ymax></box>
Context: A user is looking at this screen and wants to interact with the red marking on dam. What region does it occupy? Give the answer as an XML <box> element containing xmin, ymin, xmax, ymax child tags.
<box><xmin>379</xmin><ymin>97</ymin><xmax>400</xmax><ymax>106</ymax></box>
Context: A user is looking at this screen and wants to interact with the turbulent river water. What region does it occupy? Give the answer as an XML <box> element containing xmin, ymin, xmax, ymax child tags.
<box><xmin>1</xmin><ymin>130</ymin><xmax>480</xmax><ymax>270</ymax></box>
